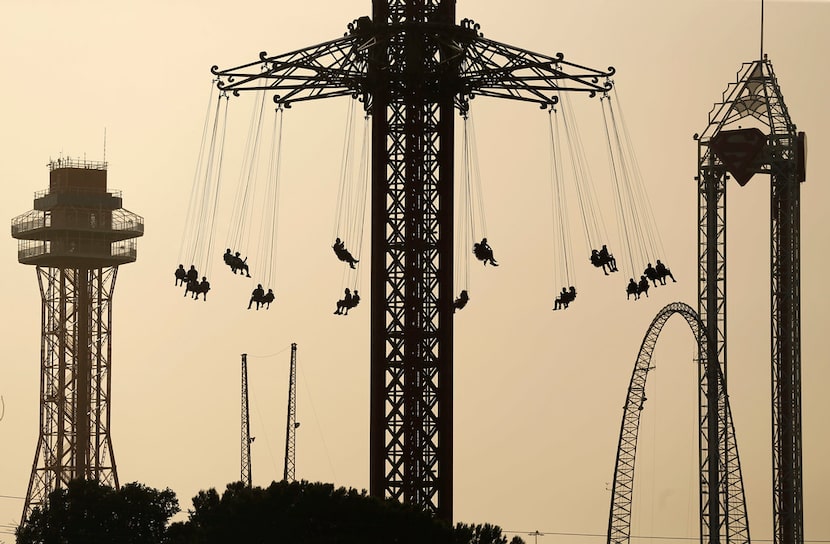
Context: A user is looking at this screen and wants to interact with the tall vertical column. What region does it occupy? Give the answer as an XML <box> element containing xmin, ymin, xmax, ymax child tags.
<box><xmin>369</xmin><ymin>0</ymin><xmax>456</xmax><ymax>521</ymax></box>
<box><xmin>770</xmin><ymin>133</ymin><xmax>803</xmax><ymax>544</ymax></box>
<box><xmin>241</xmin><ymin>353</ymin><xmax>252</xmax><ymax>487</ymax></box>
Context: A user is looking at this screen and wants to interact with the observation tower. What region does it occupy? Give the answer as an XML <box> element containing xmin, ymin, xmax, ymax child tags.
<box><xmin>11</xmin><ymin>158</ymin><xmax>144</xmax><ymax>523</ymax></box>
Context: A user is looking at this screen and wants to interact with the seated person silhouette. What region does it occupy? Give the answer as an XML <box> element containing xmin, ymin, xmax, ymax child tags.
<box><xmin>637</xmin><ymin>275</ymin><xmax>650</xmax><ymax>299</ymax></box>
<box><xmin>655</xmin><ymin>259</ymin><xmax>676</xmax><ymax>285</ymax></box>
<box><xmin>248</xmin><ymin>284</ymin><xmax>265</xmax><ymax>310</ymax></box>
<box><xmin>590</xmin><ymin>250</ymin><xmax>610</xmax><ymax>275</ymax></box>
<box><xmin>332</xmin><ymin>237</ymin><xmax>359</xmax><ymax>269</ymax></box>
<box><xmin>644</xmin><ymin>263</ymin><xmax>659</xmax><ymax>287</ymax></box>
<box><xmin>598</xmin><ymin>245</ymin><xmax>618</xmax><ymax>270</ymax></box>
<box><xmin>230</xmin><ymin>252</ymin><xmax>251</xmax><ymax>277</ymax></box>
<box><xmin>553</xmin><ymin>286</ymin><xmax>577</xmax><ymax>310</ymax></box>
<box><xmin>261</xmin><ymin>288</ymin><xmax>275</xmax><ymax>309</ymax></box>
<box><xmin>196</xmin><ymin>277</ymin><xmax>210</xmax><ymax>301</ymax></box>
<box><xmin>626</xmin><ymin>278</ymin><xmax>639</xmax><ymax>300</ymax></box>
<box><xmin>334</xmin><ymin>288</ymin><xmax>360</xmax><ymax>315</ymax></box>
<box><xmin>223</xmin><ymin>248</ymin><xmax>234</xmax><ymax>268</ymax></box>
<box><xmin>473</xmin><ymin>237</ymin><xmax>498</xmax><ymax>266</ymax></box>
<box><xmin>452</xmin><ymin>290</ymin><xmax>469</xmax><ymax>313</ymax></box>
<box><xmin>174</xmin><ymin>264</ymin><xmax>187</xmax><ymax>286</ymax></box>
<box><xmin>185</xmin><ymin>265</ymin><xmax>199</xmax><ymax>286</ymax></box>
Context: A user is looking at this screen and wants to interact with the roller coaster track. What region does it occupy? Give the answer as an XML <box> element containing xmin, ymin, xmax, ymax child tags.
<box><xmin>607</xmin><ymin>302</ymin><xmax>750</xmax><ymax>544</ymax></box>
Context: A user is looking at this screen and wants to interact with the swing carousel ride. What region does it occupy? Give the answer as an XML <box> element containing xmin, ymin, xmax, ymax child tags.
<box><xmin>172</xmin><ymin>1</ymin><xmax>686</xmax><ymax>525</ymax></box>
<box><xmin>174</xmin><ymin>56</ymin><xmax>676</xmax><ymax>314</ymax></box>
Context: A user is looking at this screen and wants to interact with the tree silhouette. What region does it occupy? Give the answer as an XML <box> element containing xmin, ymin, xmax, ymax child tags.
<box><xmin>454</xmin><ymin>522</ymin><xmax>525</xmax><ymax>544</ymax></box>
<box><xmin>17</xmin><ymin>479</ymin><xmax>179</xmax><ymax>544</ymax></box>
<box><xmin>167</xmin><ymin>480</ymin><xmax>455</xmax><ymax>544</ymax></box>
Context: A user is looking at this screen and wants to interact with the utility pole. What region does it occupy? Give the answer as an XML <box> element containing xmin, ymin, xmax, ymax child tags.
<box><xmin>212</xmin><ymin>0</ymin><xmax>612</xmax><ymax>521</ymax></box>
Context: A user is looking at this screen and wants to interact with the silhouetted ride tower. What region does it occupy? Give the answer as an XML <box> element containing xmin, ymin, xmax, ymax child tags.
<box><xmin>284</xmin><ymin>343</ymin><xmax>299</xmax><ymax>483</ymax></box>
<box><xmin>698</xmin><ymin>57</ymin><xmax>805</xmax><ymax>544</ymax></box>
<box><xmin>212</xmin><ymin>0</ymin><xmax>613</xmax><ymax>521</ymax></box>
<box><xmin>11</xmin><ymin>159</ymin><xmax>144</xmax><ymax>523</ymax></box>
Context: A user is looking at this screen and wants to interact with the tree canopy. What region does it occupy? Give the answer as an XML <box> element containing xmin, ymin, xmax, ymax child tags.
<box><xmin>167</xmin><ymin>480</ymin><xmax>454</xmax><ymax>544</ymax></box>
<box><xmin>17</xmin><ymin>479</ymin><xmax>178</xmax><ymax>544</ymax></box>
<box><xmin>17</xmin><ymin>479</ymin><xmax>524</xmax><ymax>544</ymax></box>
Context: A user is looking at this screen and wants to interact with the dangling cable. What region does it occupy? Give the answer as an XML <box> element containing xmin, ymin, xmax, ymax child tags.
<box><xmin>178</xmin><ymin>80</ymin><xmax>218</xmax><ymax>267</ymax></box>
<box><xmin>181</xmin><ymin>85</ymin><xmax>229</xmax><ymax>282</ymax></box>
<box><xmin>467</xmin><ymin>111</ymin><xmax>488</xmax><ymax>242</ymax></box>
<box><xmin>199</xmin><ymin>96</ymin><xmax>230</xmax><ymax>281</ymax></box>
<box><xmin>601</xmin><ymin>93</ymin><xmax>637</xmax><ymax>278</ymax></box>
<box><xmin>254</xmin><ymin>107</ymin><xmax>283</xmax><ymax>292</ymax></box>
<box><xmin>333</xmin><ymin>99</ymin><xmax>358</xmax><ymax>247</ymax></box>
<box><xmin>559</xmin><ymin>92</ymin><xmax>612</xmax><ymax>256</ymax></box>
<box><xmin>455</xmin><ymin>112</ymin><xmax>473</xmax><ymax>298</ymax></box>
<box><xmin>348</xmin><ymin>112</ymin><xmax>371</xmax><ymax>291</ymax></box>
<box><xmin>227</xmin><ymin>88</ymin><xmax>269</xmax><ymax>262</ymax></box>
<box><xmin>547</xmin><ymin>107</ymin><xmax>574</xmax><ymax>292</ymax></box>
<box><xmin>332</xmin><ymin>100</ymin><xmax>368</xmax><ymax>316</ymax></box>
<box><xmin>609</xmin><ymin>86</ymin><xmax>666</xmax><ymax>262</ymax></box>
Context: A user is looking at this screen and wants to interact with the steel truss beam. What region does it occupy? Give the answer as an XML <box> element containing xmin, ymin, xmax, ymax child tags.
<box><xmin>697</xmin><ymin>59</ymin><xmax>803</xmax><ymax>544</ymax></box>
<box><xmin>212</xmin><ymin>0</ymin><xmax>613</xmax><ymax>521</ymax></box>
<box><xmin>212</xmin><ymin>16</ymin><xmax>613</xmax><ymax>112</ymax></box>
<box><xmin>23</xmin><ymin>266</ymin><xmax>119</xmax><ymax>523</ymax></box>
<box><xmin>607</xmin><ymin>302</ymin><xmax>750</xmax><ymax>544</ymax></box>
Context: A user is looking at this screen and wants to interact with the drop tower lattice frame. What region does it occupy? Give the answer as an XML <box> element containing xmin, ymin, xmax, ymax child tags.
<box><xmin>212</xmin><ymin>0</ymin><xmax>613</xmax><ymax>520</ymax></box>
<box><xmin>698</xmin><ymin>57</ymin><xmax>804</xmax><ymax>544</ymax></box>
<box><xmin>12</xmin><ymin>159</ymin><xmax>144</xmax><ymax>523</ymax></box>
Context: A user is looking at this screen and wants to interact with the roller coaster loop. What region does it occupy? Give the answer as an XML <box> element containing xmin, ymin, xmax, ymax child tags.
<box><xmin>607</xmin><ymin>302</ymin><xmax>750</xmax><ymax>544</ymax></box>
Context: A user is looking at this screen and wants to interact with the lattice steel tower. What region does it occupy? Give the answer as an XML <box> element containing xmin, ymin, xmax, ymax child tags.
<box><xmin>12</xmin><ymin>158</ymin><xmax>144</xmax><ymax>523</ymax></box>
<box><xmin>212</xmin><ymin>0</ymin><xmax>613</xmax><ymax>520</ymax></box>
<box><xmin>698</xmin><ymin>57</ymin><xmax>805</xmax><ymax>544</ymax></box>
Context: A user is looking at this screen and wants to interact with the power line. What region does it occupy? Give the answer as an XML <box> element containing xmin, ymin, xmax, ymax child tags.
<box><xmin>502</xmin><ymin>530</ymin><xmax>830</xmax><ymax>543</ymax></box>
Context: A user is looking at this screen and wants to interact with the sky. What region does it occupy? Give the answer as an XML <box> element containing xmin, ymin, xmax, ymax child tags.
<box><xmin>1</xmin><ymin>1</ymin><xmax>828</xmax><ymax>542</ymax></box>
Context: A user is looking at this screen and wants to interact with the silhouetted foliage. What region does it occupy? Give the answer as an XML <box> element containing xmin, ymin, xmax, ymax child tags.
<box><xmin>16</xmin><ymin>479</ymin><xmax>179</xmax><ymax>544</ymax></box>
<box><xmin>17</xmin><ymin>478</ymin><xmax>519</xmax><ymax>543</ymax></box>
<box><xmin>454</xmin><ymin>522</ymin><xmax>525</xmax><ymax>544</ymax></box>
<box><xmin>167</xmin><ymin>480</ymin><xmax>455</xmax><ymax>544</ymax></box>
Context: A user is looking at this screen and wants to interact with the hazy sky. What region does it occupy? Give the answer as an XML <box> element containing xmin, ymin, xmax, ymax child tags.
<box><xmin>1</xmin><ymin>1</ymin><xmax>828</xmax><ymax>542</ymax></box>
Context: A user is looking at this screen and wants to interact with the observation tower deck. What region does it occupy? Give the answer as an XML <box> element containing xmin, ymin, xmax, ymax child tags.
<box><xmin>11</xmin><ymin>158</ymin><xmax>144</xmax><ymax>267</ymax></box>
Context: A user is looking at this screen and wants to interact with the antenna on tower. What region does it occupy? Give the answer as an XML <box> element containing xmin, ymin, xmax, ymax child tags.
<box><xmin>241</xmin><ymin>353</ymin><xmax>253</xmax><ymax>487</ymax></box>
<box><xmin>103</xmin><ymin>128</ymin><xmax>107</xmax><ymax>163</ymax></box>
<box><xmin>283</xmin><ymin>343</ymin><xmax>299</xmax><ymax>482</ymax></box>
<box><xmin>758</xmin><ymin>0</ymin><xmax>764</xmax><ymax>60</ymax></box>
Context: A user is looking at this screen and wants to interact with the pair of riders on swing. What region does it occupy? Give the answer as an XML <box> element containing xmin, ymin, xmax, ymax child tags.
<box><xmin>223</xmin><ymin>249</ymin><xmax>251</xmax><ymax>277</ymax></box>
<box><xmin>590</xmin><ymin>244</ymin><xmax>618</xmax><ymax>275</ymax></box>
<box><xmin>248</xmin><ymin>284</ymin><xmax>275</xmax><ymax>310</ymax></box>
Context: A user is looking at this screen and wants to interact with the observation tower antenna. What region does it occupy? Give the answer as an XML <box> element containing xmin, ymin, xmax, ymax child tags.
<box><xmin>12</xmin><ymin>157</ymin><xmax>144</xmax><ymax>524</ymax></box>
<box><xmin>211</xmin><ymin>0</ymin><xmax>613</xmax><ymax>521</ymax></box>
